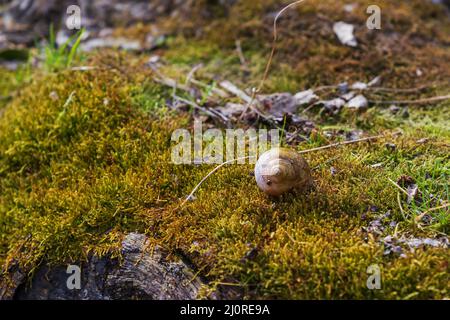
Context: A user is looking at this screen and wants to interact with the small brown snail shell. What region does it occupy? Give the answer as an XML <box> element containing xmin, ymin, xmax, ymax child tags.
<box><xmin>254</xmin><ymin>147</ymin><xmax>313</xmax><ymax>196</ymax></box>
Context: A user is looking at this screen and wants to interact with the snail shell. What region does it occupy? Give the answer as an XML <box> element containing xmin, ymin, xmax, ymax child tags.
<box><xmin>254</xmin><ymin>147</ymin><xmax>313</xmax><ymax>196</ymax></box>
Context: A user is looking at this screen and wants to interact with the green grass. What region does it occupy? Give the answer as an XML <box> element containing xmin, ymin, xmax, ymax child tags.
<box><xmin>42</xmin><ymin>26</ymin><xmax>85</xmax><ymax>72</ymax></box>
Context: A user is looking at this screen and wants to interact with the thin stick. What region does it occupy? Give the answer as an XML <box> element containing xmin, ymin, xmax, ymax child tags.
<box><xmin>70</xmin><ymin>66</ymin><xmax>98</xmax><ymax>71</ymax></box>
<box><xmin>219</xmin><ymin>80</ymin><xmax>260</xmax><ymax>120</ymax></box>
<box><xmin>220</xmin><ymin>81</ymin><xmax>272</xmax><ymax>121</ymax></box>
<box><xmin>397</xmin><ymin>192</ymin><xmax>408</xmax><ymax>221</ymax></box>
<box><xmin>313</xmin><ymin>83</ymin><xmax>443</xmax><ymax>94</ymax></box>
<box><xmin>415</xmin><ymin>203</ymin><xmax>450</xmax><ymax>222</ymax></box>
<box><xmin>181</xmin><ymin>156</ymin><xmax>255</xmax><ymax>207</ymax></box>
<box><xmin>190</xmin><ymin>79</ymin><xmax>229</xmax><ymax>98</ymax></box>
<box><xmin>297</xmin><ymin>134</ymin><xmax>384</xmax><ymax>154</ymax></box>
<box><xmin>368</xmin><ymin>85</ymin><xmax>432</xmax><ymax>93</ymax></box>
<box><xmin>174</xmin><ymin>95</ymin><xmax>228</xmax><ymax>123</ymax></box>
<box><xmin>220</xmin><ymin>80</ymin><xmax>252</xmax><ymax>103</ymax></box>
<box><xmin>238</xmin><ymin>88</ymin><xmax>258</xmax><ymax>121</ymax></box>
<box><xmin>185</xmin><ymin>63</ymin><xmax>203</xmax><ymax>85</ymax></box>
<box><xmin>369</xmin><ymin>94</ymin><xmax>450</xmax><ymax>105</ymax></box>
<box><xmin>235</xmin><ymin>40</ymin><xmax>249</xmax><ymax>68</ymax></box>
<box><xmin>311</xmin><ymin>155</ymin><xmax>341</xmax><ymax>171</ymax></box>
<box><xmin>258</xmin><ymin>0</ymin><xmax>307</xmax><ymax>92</ymax></box>
<box><xmin>149</xmin><ymin>64</ymin><xmax>193</xmax><ymax>94</ymax></box>
<box><xmin>181</xmin><ymin>133</ymin><xmax>389</xmax><ymax>207</ymax></box>
<box><xmin>387</xmin><ymin>178</ymin><xmax>409</xmax><ymax>197</ymax></box>
<box><xmin>62</xmin><ymin>91</ymin><xmax>76</xmax><ymax>109</ymax></box>
<box><xmin>154</xmin><ymin>77</ymin><xmax>192</xmax><ymax>93</ymax></box>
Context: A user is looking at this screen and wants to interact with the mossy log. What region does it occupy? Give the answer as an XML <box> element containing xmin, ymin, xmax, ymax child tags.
<box><xmin>2</xmin><ymin>233</ymin><xmax>204</xmax><ymax>300</ymax></box>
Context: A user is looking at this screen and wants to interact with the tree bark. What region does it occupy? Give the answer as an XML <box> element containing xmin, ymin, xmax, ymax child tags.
<box><xmin>2</xmin><ymin>233</ymin><xmax>205</xmax><ymax>300</ymax></box>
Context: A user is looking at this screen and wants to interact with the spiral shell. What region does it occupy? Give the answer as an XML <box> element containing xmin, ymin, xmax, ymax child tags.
<box><xmin>254</xmin><ymin>147</ymin><xmax>313</xmax><ymax>196</ymax></box>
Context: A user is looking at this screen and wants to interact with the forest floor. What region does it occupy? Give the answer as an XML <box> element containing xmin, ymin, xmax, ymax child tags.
<box><xmin>0</xmin><ymin>0</ymin><xmax>449</xmax><ymax>299</ymax></box>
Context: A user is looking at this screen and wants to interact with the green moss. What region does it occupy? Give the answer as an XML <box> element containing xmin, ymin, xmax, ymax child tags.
<box><xmin>161</xmin><ymin>0</ymin><xmax>449</xmax><ymax>92</ymax></box>
<box><xmin>1</xmin><ymin>0</ymin><xmax>449</xmax><ymax>299</ymax></box>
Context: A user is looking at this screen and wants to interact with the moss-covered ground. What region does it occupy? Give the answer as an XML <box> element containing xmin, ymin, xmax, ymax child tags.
<box><xmin>0</xmin><ymin>0</ymin><xmax>449</xmax><ymax>299</ymax></box>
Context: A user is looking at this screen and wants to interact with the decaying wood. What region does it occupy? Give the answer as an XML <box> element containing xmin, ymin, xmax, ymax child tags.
<box><xmin>4</xmin><ymin>233</ymin><xmax>204</xmax><ymax>300</ymax></box>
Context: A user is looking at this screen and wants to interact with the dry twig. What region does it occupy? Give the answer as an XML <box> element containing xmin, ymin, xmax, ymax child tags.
<box><xmin>173</xmin><ymin>95</ymin><xmax>228</xmax><ymax>123</ymax></box>
<box><xmin>239</xmin><ymin>0</ymin><xmax>308</xmax><ymax>120</ymax></box>
<box><xmin>369</xmin><ymin>94</ymin><xmax>450</xmax><ymax>105</ymax></box>
<box><xmin>235</xmin><ymin>40</ymin><xmax>249</xmax><ymax>69</ymax></box>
